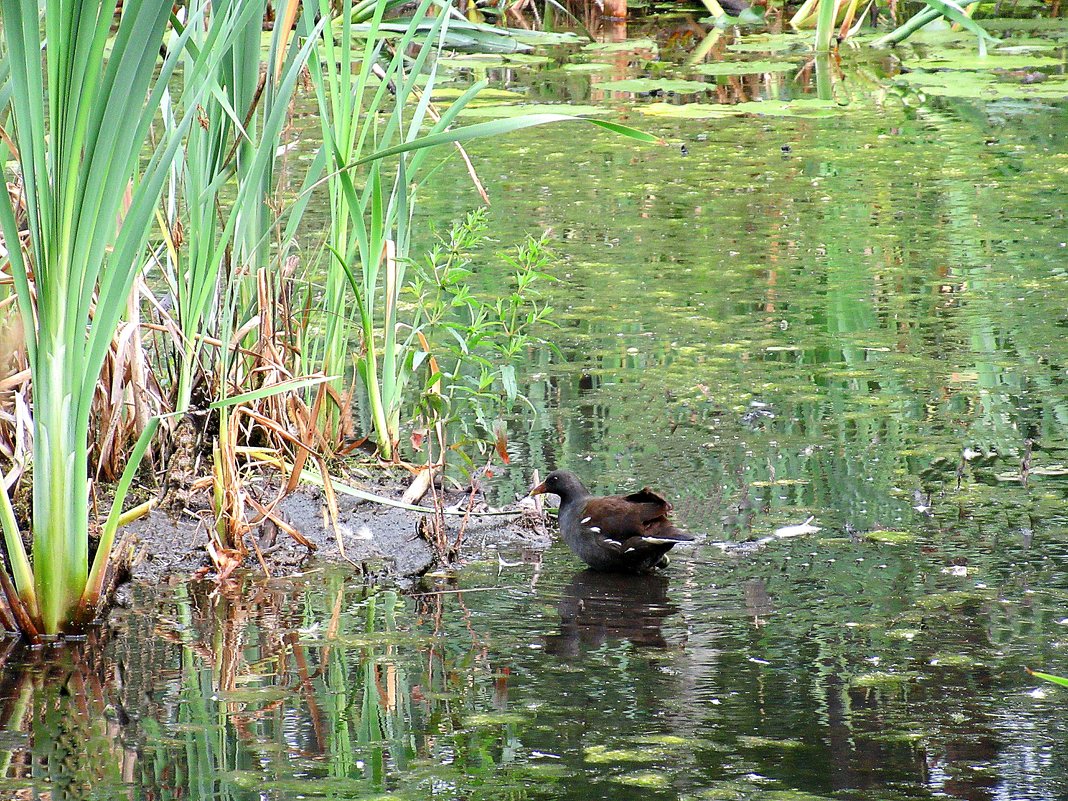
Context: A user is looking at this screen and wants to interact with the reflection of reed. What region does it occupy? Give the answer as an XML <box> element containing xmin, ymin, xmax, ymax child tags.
<box><xmin>0</xmin><ymin>634</ymin><xmax>137</xmax><ymax>798</ymax></box>
<box><xmin>544</xmin><ymin>569</ymin><xmax>680</xmax><ymax>656</ymax></box>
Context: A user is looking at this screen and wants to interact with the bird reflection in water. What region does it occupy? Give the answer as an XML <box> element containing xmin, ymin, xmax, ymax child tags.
<box><xmin>544</xmin><ymin>569</ymin><xmax>680</xmax><ymax>657</ymax></box>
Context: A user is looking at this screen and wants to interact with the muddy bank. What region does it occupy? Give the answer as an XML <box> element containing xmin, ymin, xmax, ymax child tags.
<box><xmin>121</xmin><ymin>484</ymin><xmax>553</xmax><ymax>585</ymax></box>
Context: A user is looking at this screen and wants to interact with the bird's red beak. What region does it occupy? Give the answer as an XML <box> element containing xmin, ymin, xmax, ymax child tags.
<box><xmin>528</xmin><ymin>480</ymin><xmax>548</xmax><ymax>497</ymax></box>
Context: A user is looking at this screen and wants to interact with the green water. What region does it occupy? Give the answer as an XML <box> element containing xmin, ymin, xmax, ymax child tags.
<box><xmin>4</xmin><ymin>20</ymin><xmax>1068</xmax><ymax>801</ymax></box>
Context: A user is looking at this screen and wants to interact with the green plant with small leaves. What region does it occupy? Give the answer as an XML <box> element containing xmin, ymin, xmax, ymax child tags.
<box><xmin>408</xmin><ymin>209</ymin><xmax>558</xmax><ymax>470</ymax></box>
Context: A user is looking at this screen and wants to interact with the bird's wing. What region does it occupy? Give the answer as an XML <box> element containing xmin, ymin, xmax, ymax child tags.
<box><xmin>577</xmin><ymin>497</ymin><xmax>647</xmax><ymax>543</ymax></box>
<box><xmin>579</xmin><ymin>494</ymin><xmax>693</xmax><ymax>545</ymax></box>
<box><xmin>622</xmin><ymin>487</ymin><xmax>673</xmax><ymax>513</ymax></box>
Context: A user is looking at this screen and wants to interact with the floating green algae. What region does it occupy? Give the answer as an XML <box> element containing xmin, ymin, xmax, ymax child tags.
<box><xmin>464</xmin><ymin>711</ymin><xmax>527</xmax><ymax>726</ymax></box>
<box><xmin>915</xmin><ymin>589</ymin><xmax>992</xmax><ymax>610</ymax></box>
<box><xmin>635</xmin><ymin>733</ymin><xmax>693</xmax><ymax>746</ymax></box>
<box><xmin>738</xmin><ymin>735</ymin><xmax>805</xmax><ymax>749</ymax></box>
<box><xmin>585</xmin><ymin>745</ymin><xmax>660</xmax><ymax>763</ymax></box>
<box><xmin>928</xmin><ymin>652</ymin><xmax>986</xmax><ymax>669</ymax></box>
<box><xmin>850</xmin><ymin>670</ymin><xmax>920</xmax><ymax>689</ymax></box>
<box><xmin>863</xmin><ymin>529</ymin><xmax>917</xmax><ymax>545</ymax></box>
<box><xmin>612</xmin><ymin>771</ymin><xmax>673</xmax><ymax>789</ymax></box>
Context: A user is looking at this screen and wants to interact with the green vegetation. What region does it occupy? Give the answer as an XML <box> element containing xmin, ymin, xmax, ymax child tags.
<box><xmin>0</xmin><ymin>1</ymin><xmax>1066</xmax><ymax>799</ymax></box>
<box><xmin>1029</xmin><ymin>669</ymin><xmax>1068</xmax><ymax>688</ymax></box>
<box><xmin>0</xmin><ymin>0</ymin><xmax>657</xmax><ymax>639</ymax></box>
<box><xmin>0</xmin><ymin>0</ymin><xmax>199</xmax><ymax>635</ymax></box>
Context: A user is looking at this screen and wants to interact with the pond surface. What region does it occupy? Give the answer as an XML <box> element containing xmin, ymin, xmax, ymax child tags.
<box><xmin>4</xmin><ymin>15</ymin><xmax>1068</xmax><ymax>801</ymax></box>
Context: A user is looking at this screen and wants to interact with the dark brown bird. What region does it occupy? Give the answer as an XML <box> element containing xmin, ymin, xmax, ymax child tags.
<box><xmin>529</xmin><ymin>470</ymin><xmax>695</xmax><ymax>572</ymax></box>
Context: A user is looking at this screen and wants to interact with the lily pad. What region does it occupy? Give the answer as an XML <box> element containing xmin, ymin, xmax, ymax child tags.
<box><xmin>700</xmin><ymin>6</ymin><xmax>768</xmax><ymax>26</ymax></box>
<box><xmin>437</xmin><ymin>52</ymin><xmax>552</xmax><ymax>69</ymax></box>
<box><xmin>639</xmin><ymin>98</ymin><xmax>838</xmax><ymax>119</ymax></box>
<box><xmin>897</xmin><ymin>70</ymin><xmax>1068</xmax><ymax>100</ymax></box>
<box><xmin>727</xmin><ymin>33</ymin><xmax>808</xmax><ymax>52</ymax></box>
<box><xmin>458</xmin><ymin>103</ymin><xmax>608</xmax><ymax>118</ymax></box>
<box><xmin>583</xmin><ymin>37</ymin><xmax>658</xmax><ymax>53</ymax></box>
<box><xmin>693</xmin><ymin>60</ymin><xmax>799</xmax><ymax>76</ymax></box>
<box><xmin>600</xmin><ymin>77</ymin><xmax>713</xmax><ymax>94</ymax></box>
<box><xmin>908</xmin><ymin>53</ymin><xmax>1066</xmax><ymax>70</ymax></box>
<box><xmin>431</xmin><ymin>87</ymin><xmax>526</xmax><ymax>101</ymax></box>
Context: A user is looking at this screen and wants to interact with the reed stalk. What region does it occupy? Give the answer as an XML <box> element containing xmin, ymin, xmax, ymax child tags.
<box><xmin>0</xmin><ymin>0</ymin><xmax>201</xmax><ymax>634</ymax></box>
<box><xmin>0</xmin><ymin>0</ymin><xmax>281</xmax><ymax>635</ymax></box>
<box><xmin>305</xmin><ymin>0</ymin><xmax>660</xmax><ymax>461</ymax></box>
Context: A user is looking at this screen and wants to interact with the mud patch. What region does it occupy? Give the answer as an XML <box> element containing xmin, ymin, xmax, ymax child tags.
<box><xmin>122</xmin><ymin>485</ymin><xmax>552</xmax><ymax>585</ymax></box>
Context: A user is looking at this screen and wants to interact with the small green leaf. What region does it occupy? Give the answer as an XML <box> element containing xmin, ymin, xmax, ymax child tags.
<box><xmin>501</xmin><ymin>364</ymin><xmax>518</xmax><ymax>402</ymax></box>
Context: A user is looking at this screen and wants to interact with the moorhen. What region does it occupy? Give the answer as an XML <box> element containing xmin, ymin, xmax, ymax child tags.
<box><xmin>529</xmin><ymin>470</ymin><xmax>695</xmax><ymax>572</ymax></box>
